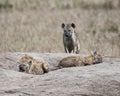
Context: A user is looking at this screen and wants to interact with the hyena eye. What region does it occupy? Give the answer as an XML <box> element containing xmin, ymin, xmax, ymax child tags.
<box><xmin>68</xmin><ymin>30</ymin><xmax>71</xmax><ymax>32</ymax></box>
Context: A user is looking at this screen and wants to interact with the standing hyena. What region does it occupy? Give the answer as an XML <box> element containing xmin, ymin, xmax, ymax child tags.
<box><xmin>61</xmin><ymin>23</ymin><xmax>80</xmax><ymax>54</ymax></box>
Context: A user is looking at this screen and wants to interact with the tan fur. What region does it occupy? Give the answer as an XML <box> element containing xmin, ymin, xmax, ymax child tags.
<box><xmin>83</xmin><ymin>52</ymin><xmax>102</xmax><ymax>65</ymax></box>
<box><xmin>58</xmin><ymin>52</ymin><xmax>102</xmax><ymax>68</ymax></box>
<box><xmin>18</xmin><ymin>54</ymin><xmax>33</xmax><ymax>64</ymax></box>
<box><xmin>82</xmin><ymin>52</ymin><xmax>102</xmax><ymax>65</ymax></box>
<box><xmin>83</xmin><ymin>55</ymin><xmax>95</xmax><ymax>65</ymax></box>
<box><xmin>18</xmin><ymin>54</ymin><xmax>50</xmax><ymax>75</ymax></box>
<box><xmin>58</xmin><ymin>56</ymin><xmax>84</xmax><ymax>68</ymax></box>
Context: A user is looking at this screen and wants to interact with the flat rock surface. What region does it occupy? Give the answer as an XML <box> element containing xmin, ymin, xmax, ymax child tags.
<box><xmin>0</xmin><ymin>53</ymin><xmax>120</xmax><ymax>96</ymax></box>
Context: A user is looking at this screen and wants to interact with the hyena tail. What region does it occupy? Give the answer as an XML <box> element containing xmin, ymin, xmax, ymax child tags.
<box><xmin>50</xmin><ymin>66</ymin><xmax>60</xmax><ymax>71</ymax></box>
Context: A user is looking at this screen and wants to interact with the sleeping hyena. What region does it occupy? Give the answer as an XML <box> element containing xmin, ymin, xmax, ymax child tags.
<box><xmin>61</xmin><ymin>23</ymin><xmax>80</xmax><ymax>54</ymax></box>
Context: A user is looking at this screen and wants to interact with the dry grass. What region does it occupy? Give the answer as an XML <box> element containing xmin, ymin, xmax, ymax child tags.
<box><xmin>0</xmin><ymin>0</ymin><xmax>120</xmax><ymax>57</ymax></box>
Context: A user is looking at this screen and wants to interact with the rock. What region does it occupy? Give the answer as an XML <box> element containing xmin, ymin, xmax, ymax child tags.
<box><xmin>0</xmin><ymin>53</ymin><xmax>120</xmax><ymax>96</ymax></box>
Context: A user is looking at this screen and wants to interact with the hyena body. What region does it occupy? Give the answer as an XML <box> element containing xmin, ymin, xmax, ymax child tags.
<box><xmin>62</xmin><ymin>23</ymin><xmax>80</xmax><ymax>54</ymax></box>
<box><xmin>18</xmin><ymin>55</ymin><xmax>50</xmax><ymax>75</ymax></box>
<box><xmin>58</xmin><ymin>51</ymin><xmax>102</xmax><ymax>68</ymax></box>
<box><xmin>58</xmin><ymin>56</ymin><xmax>84</xmax><ymax>68</ymax></box>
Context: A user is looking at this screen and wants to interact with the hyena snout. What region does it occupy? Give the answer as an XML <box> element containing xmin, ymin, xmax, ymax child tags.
<box><xmin>64</xmin><ymin>30</ymin><xmax>72</xmax><ymax>37</ymax></box>
<box><xmin>19</xmin><ymin>64</ymin><xmax>26</xmax><ymax>72</ymax></box>
<box><xmin>19</xmin><ymin>61</ymin><xmax>32</xmax><ymax>72</ymax></box>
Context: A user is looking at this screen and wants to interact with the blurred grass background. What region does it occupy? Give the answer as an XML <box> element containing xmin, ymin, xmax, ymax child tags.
<box><xmin>0</xmin><ymin>0</ymin><xmax>120</xmax><ymax>57</ymax></box>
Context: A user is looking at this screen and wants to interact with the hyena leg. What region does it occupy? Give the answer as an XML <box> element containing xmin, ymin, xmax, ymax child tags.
<box><xmin>64</xmin><ymin>46</ymin><xmax>68</xmax><ymax>53</ymax></box>
<box><xmin>75</xmin><ymin>45</ymin><xmax>80</xmax><ymax>54</ymax></box>
<box><xmin>68</xmin><ymin>47</ymin><xmax>73</xmax><ymax>53</ymax></box>
<box><xmin>71</xmin><ymin>48</ymin><xmax>75</xmax><ymax>53</ymax></box>
<box><xmin>58</xmin><ymin>66</ymin><xmax>63</xmax><ymax>69</ymax></box>
<box><xmin>76</xmin><ymin>50</ymin><xmax>79</xmax><ymax>54</ymax></box>
<box><xmin>28</xmin><ymin>68</ymin><xmax>33</xmax><ymax>74</ymax></box>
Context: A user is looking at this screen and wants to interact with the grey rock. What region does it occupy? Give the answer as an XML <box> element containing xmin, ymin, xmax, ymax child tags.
<box><xmin>0</xmin><ymin>53</ymin><xmax>120</xmax><ymax>96</ymax></box>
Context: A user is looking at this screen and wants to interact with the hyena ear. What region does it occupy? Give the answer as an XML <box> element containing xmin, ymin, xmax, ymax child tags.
<box><xmin>93</xmin><ymin>51</ymin><xmax>97</xmax><ymax>56</ymax></box>
<box><xmin>61</xmin><ymin>23</ymin><xmax>65</xmax><ymax>28</ymax></box>
<box><xmin>71</xmin><ymin>23</ymin><xmax>76</xmax><ymax>28</ymax></box>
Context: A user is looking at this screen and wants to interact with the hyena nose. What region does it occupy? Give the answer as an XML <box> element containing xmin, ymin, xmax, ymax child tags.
<box><xmin>65</xmin><ymin>34</ymin><xmax>69</xmax><ymax>37</ymax></box>
<box><xmin>65</xmin><ymin>32</ymin><xmax>71</xmax><ymax>37</ymax></box>
<box><xmin>19</xmin><ymin>64</ymin><xmax>25</xmax><ymax>72</ymax></box>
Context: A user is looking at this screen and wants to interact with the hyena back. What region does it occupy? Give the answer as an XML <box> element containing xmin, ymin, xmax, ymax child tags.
<box><xmin>61</xmin><ymin>23</ymin><xmax>80</xmax><ymax>54</ymax></box>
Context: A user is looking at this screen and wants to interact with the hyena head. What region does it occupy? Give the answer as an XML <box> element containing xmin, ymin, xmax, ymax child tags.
<box><xmin>18</xmin><ymin>54</ymin><xmax>33</xmax><ymax>73</ymax></box>
<box><xmin>93</xmin><ymin>51</ymin><xmax>103</xmax><ymax>64</ymax></box>
<box><xmin>61</xmin><ymin>23</ymin><xmax>76</xmax><ymax>38</ymax></box>
<box><xmin>19</xmin><ymin>60</ymin><xmax>32</xmax><ymax>73</ymax></box>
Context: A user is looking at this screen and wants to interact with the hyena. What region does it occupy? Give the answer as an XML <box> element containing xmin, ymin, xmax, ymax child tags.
<box><xmin>58</xmin><ymin>51</ymin><xmax>102</xmax><ymax>68</ymax></box>
<box><xmin>61</xmin><ymin>23</ymin><xmax>80</xmax><ymax>54</ymax></box>
<box><xmin>18</xmin><ymin>55</ymin><xmax>50</xmax><ymax>75</ymax></box>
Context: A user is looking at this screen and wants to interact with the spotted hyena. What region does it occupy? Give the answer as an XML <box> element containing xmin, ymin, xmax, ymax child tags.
<box><xmin>61</xmin><ymin>23</ymin><xmax>80</xmax><ymax>54</ymax></box>
<box><xmin>58</xmin><ymin>51</ymin><xmax>102</xmax><ymax>68</ymax></box>
<box><xmin>18</xmin><ymin>55</ymin><xmax>50</xmax><ymax>75</ymax></box>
